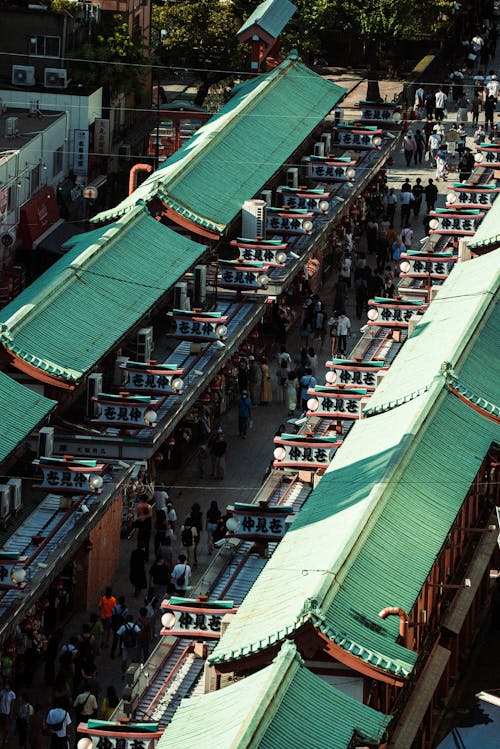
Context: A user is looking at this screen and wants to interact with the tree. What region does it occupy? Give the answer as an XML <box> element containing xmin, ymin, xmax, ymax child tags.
<box><xmin>153</xmin><ymin>0</ymin><xmax>248</xmax><ymax>105</ymax></box>
<box><xmin>70</xmin><ymin>14</ymin><xmax>146</xmax><ymax>96</ymax></box>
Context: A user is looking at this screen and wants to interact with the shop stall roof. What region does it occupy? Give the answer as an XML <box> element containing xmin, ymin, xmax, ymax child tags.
<box><xmin>467</xmin><ymin>192</ymin><xmax>500</xmax><ymax>250</ymax></box>
<box><xmin>210</xmin><ymin>251</ymin><xmax>500</xmax><ymax>678</ymax></box>
<box><xmin>237</xmin><ymin>0</ymin><xmax>296</xmax><ymax>40</ymax></box>
<box><xmin>0</xmin><ymin>205</ymin><xmax>206</xmax><ymax>386</ymax></box>
<box><xmin>92</xmin><ymin>52</ymin><xmax>345</xmax><ymax>233</ymax></box>
<box><xmin>160</xmin><ymin>642</ymin><xmax>390</xmax><ymax>749</ymax></box>
<box><xmin>0</xmin><ymin>372</ymin><xmax>56</xmax><ymax>465</ymax></box>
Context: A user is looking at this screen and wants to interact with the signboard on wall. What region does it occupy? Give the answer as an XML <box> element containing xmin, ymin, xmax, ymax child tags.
<box><xmin>73</xmin><ymin>129</ymin><xmax>89</xmax><ymax>177</ymax></box>
<box><xmin>94</xmin><ymin>119</ymin><xmax>110</xmax><ymax>155</ymax></box>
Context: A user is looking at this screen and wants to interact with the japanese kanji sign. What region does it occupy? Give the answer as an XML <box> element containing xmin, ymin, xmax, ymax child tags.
<box><xmin>399</xmin><ymin>254</ymin><xmax>457</xmax><ymax>280</ymax></box>
<box><xmin>325</xmin><ymin>359</ymin><xmax>388</xmax><ymax>391</ymax></box>
<box><xmin>273</xmin><ymin>434</ymin><xmax>342</xmax><ymax>469</ymax></box>
<box><xmin>160</xmin><ymin>597</ymin><xmax>237</xmax><ymax>639</ymax></box>
<box><xmin>306</xmin><ymin>386</ymin><xmax>367</xmax><ymax>419</ymax></box>
<box><xmin>476</xmin><ymin>145</ymin><xmax>500</xmax><ymax>164</ymax></box>
<box><xmin>76</xmin><ymin>724</ymin><xmax>162</xmax><ymax>749</ymax></box>
<box><xmin>429</xmin><ymin>211</ymin><xmax>484</xmax><ymax>235</ymax></box>
<box><xmin>73</xmin><ymin>129</ymin><xmax>89</xmax><ymax>177</ymax></box>
<box><xmin>447</xmin><ymin>184</ymin><xmax>498</xmax><ymax>210</ymax></box>
<box><xmin>91</xmin><ymin>395</ymin><xmax>161</xmax><ymax>428</ymax></box>
<box><xmin>276</xmin><ymin>187</ymin><xmax>331</xmax><ymax>213</ymax></box>
<box><xmin>33</xmin><ymin>458</ymin><xmax>105</xmax><ymax>493</ymax></box>
<box><xmin>336</xmin><ymin>130</ymin><xmax>381</xmax><ymax>148</ymax></box>
<box><xmin>166</xmin><ymin>312</ymin><xmax>229</xmax><ymax>341</ymax></box>
<box><xmin>218</xmin><ymin>263</ymin><xmax>268</xmax><ymax>290</ymax></box>
<box><xmin>309</xmin><ymin>162</ymin><xmax>355</xmax><ymax>181</ymax></box>
<box><xmin>266</xmin><ymin>209</ymin><xmax>314</xmax><ymax>234</ymax></box>
<box><xmin>226</xmin><ymin>502</ymin><xmax>291</xmax><ymax>541</ymax></box>
<box><xmin>366</xmin><ymin>299</ymin><xmax>428</xmax><ymax>327</ymax></box>
<box><xmin>358</xmin><ymin>101</ymin><xmax>397</xmax><ymax>122</ymax></box>
<box><xmin>121</xmin><ymin>362</ymin><xmax>184</xmax><ymax>394</ymax></box>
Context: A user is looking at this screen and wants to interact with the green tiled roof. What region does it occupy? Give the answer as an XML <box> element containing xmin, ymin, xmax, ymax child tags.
<box><xmin>467</xmin><ymin>194</ymin><xmax>500</xmax><ymax>249</ymax></box>
<box><xmin>0</xmin><ymin>372</ymin><xmax>56</xmax><ymax>464</ymax></box>
<box><xmin>210</xmin><ymin>251</ymin><xmax>500</xmax><ymax>676</ymax></box>
<box><xmin>0</xmin><ymin>205</ymin><xmax>206</xmax><ymax>384</ymax></box>
<box><xmin>237</xmin><ymin>0</ymin><xmax>296</xmax><ymax>39</ymax></box>
<box><xmin>159</xmin><ymin>642</ymin><xmax>390</xmax><ymax>749</ymax></box>
<box><xmin>93</xmin><ymin>53</ymin><xmax>345</xmax><ymax>231</ymax></box>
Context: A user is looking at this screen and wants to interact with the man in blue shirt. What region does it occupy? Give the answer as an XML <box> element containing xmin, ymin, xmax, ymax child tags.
<box><xmin>236</xmin><ymin>390</ymin><xmax>253</xmax><ymax>438</ymax></box>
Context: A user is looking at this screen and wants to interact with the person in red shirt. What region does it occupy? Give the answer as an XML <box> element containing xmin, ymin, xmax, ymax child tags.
<box><xmin>97</xmin><ymin>587</ymin><xmax>116</xmax><ymax>647</ymax></box>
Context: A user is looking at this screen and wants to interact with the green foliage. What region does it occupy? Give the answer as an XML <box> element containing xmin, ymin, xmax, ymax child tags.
<box><xmin>70</xmin><ymin>14</ymin><xmax>146</xmax><ymax>95</ymax></box>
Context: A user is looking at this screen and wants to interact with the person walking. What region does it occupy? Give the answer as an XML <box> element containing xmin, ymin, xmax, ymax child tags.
<box><xmin>117</xmin><ymin>616</ymin><xmax>141</xmax><ymax>674</ymax></box>
<box><xmin>73</xmin><ymin>682</ymin><xmax>98</xmax><ymax>724</ymax></box>
<box><xmin>402</xmin><ymin>130</ymin><xmax>417</xmax><ymax>166</ymax></box>
<box><xmin>456</xmin><ymin>94</ymin><xmax>469</xmax><ymax>126</ymax></box>
<box><xmin>247</xmin><ymin>355</ymin><xmax>260</xmax><ymax>406</ymax></box>
<box><xmin>434</xmin><ymin>87</ymin><xmax>448</xmax><ymax>121</ymax></box>
<box><xmin>336</xmin><ymin>312</ymin><xmax>351</xmax><ymax>356</ymax></box>
<box><xmin>471</xmin><ymin>93</ymin><xmax>481</xmax><ymax>127</ymax></box>
<box><xmin>134</xmin><ymin>495</ymin><xmax>153</xmax><ymax>562</ymax></box>
<box><xmin>27</xmin><ymin>705</ymin><xmax>43</xmax><ymax>749</ymax></box>
<box><xmin>286</xmin><ymin>370</ymin><xmax>298</xmax><ymax>416</ymax></box>
<box><xmin>129</xmin><ymin>547</ymin><xmax>147</xmax><ymax>598</ymax></box>
<box><xmin>206</xmin><ymin>501</ymin><xmax>221</xmax><ymax>554</ymax></box>
<box><xmin>110</xmin><ymin>596</ymin><xmax>128</xmax><ymax>659</ymax></box>
<box><xmin>484</xmin><ymin>94</ymin><xmax>496</xmax><ymax>129</ymax></box>
<box><xmin>171</xmin><ymin>554</ymin><xmax>191</xmax><ymax>596</ymax></box>
<box><xmin>412</xmin><ymin>178</ymin><xmax>424</xmax><ymax>217</ymax></box>
<box><xmin>46</xmin><ymin>707</ymin><xmax>71</xmax><ymax>749</ymax></box>
<box><xmin>149</xmin><ymin>555</ymin><xmax>170</xmax><ymax>605</ymax></box>
<box><xmin>15</xmin><ymin>694</ymin><xmax>33</xmax><ymax>749</ymax></box>
<box><xmin>300</xmin><ymin>368</ymin><xmax>316</xmax><ymax>411</ymax></box>
<box><xmin>399</xmin><ymin>189</ymin><xmax>414</xmax><ymax>228</ymax></box>
<box><xmin>414</xmin><ymin>129</ymin><xmax>425</xmax><ymax>164</ymax></box>
<box><xmin>136</xmin><ymin>607</ymin><xmax>153</xmax><ymax>663</ymax></box>
<box><xmin>424</xmin><ymin>179</ymin><xmax>438</xmax><ymax>212</ymax></box>
<box><xmin>435</xmin><ymin>145</ymin><xmax>449</xmax><ymax>182</ymax></box>
<box><xmin>211</xmin><ymin>429</ymin><xmax>227</xmax><ymax>480</ymax></box>
<box><xmin>459</xmin><ymin>148</ymin><xmax>475</xmax><ymax>182</ymax></box>
<box><xmin>236</xmin><ymin>390</ymin><xmax>253</xmax><ymax>438</ymax></box>
<box><xmin>190</xmin><ymin>502</ymin><xmax>203</xmax><ymax>566</ymax></box>
<box><xmin>99</xmin><ymin>687</ymin><xmax>119</xmax><ymax>721</ymax></box>
<box><xmin>385</xmin><ymin>188</ymin><xmax>397</xmax><ymax>228</ymax></box>
<box><xmin>180</xmin><ymin>515</ymin><xmax>198</xmax><ymax>567</ymax></box>
<box><xmin>259</xmin><ymin>359</ymin><xmax>272</xmax><ymax>405</ymax></box>
<box><xmin>97</xmin><ymin>587</ymin><xmax>116</xmax><ymax>648</ymax></box>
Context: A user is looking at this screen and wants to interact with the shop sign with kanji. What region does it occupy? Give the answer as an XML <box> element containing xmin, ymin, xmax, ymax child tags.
<box><xmin>218</xmin><ymin>261</ymin><xmax>269</xmax><ymax>290</ymax></box>
<box><xmin>121</xmin><ymin>361</ymin><xmax>184</xmax><ymax>394</ymax></box>
<box><xmin>266</xmin><ymin>208</ymin><xmax>314</xmax><ymax>234</ymax></box>
<box><xmin>33</xmin><ymin>456</ymin><xmax>105</xmax><ymax>493</ymax></box>
<box><xmin>476</xmin><ymin>143</ymin><xmax>500</xmax><ymax>164</ymax></box>
<box><xmin>160</xmin><ymin>597</ymin><xmax>237</xmax><ymax>638</ymax></box>
<box><xmin>226</xmin><ymin>502</ymin><xmax>291</xmax><ymax>541</ymax></box>
<box><xmin>276</xmin><ymin>187</ymin><xmax>331</xmax><ymax>213</ymax></box>
<box><xmin>76</xmin><ymin>721</ymin><xmax>163</xmax><ymax>749</ymax></box>
<box><xmin>325</xmin><ymin>358</ymin><xmax>388</xmax><ymax>391</ymax></box>
<box><xmin>366</xmin><ymin>298</ymin><xmax>428</xmax><ymax>327</ymax></box>
<box><xmin>309</xmin><ymin>160</ymin><xmax>355</xmax><ymax>181</ymax></box>
<box><xmin>91</xmin><ymin>394</ymin><xmax>162</xmax><ymax>428</ymax></box>
<box><xmin>429</xmin><ymin>210</ymin><xmax>484</xmax><ymax>236</ymax></box>
<box><xmin>166</xmin><ymin>309</ymin><xmax>229</xmax><ymax>341</ymax></box>
<box><xmin>230</xmin><ymin>237</ymin><xmax>289</xmax><ymax>266</ymax></box>
<box><xmin>306</xmin><ymin>385</ymin><xmax>367</xmax><ymax>419</ymax></box>
<box><xmin>400</xmin><ymin>253</ymin><xmax>457</xmax><ymax>280</ymax></box>
<box><xmin>447</xmin><ymin>182</ymin><xmax>499</xmax><ymax>210</ymax></box>
<box><xmin>273</xmin><ymin>434</ymin><xmax>342</xmax><ymax>469</ymax></box>
<box><xmin>358</xmin><ymin>100</ymin><xmax>397</xmax><ymax>122</ymax></box>
<box><xmin>336</xmin><ymin>129</ymin><xmax>382</xmax><ymax>148</ymax></box>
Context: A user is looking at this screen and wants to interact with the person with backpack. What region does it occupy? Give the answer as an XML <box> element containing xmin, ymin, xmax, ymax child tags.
<box><xmin>97</xmin><ymin>587</ymin><xmax>116</xmax><ymax>647</ymax></box>
<box><xmin>136</xmin><ymin>607</ymin><xmax>153</xmax><ymax>662</ymax></box>
<box><xmin>149</xmin><ymin>556</ymin><xmax>170</xmax><ymax>604</ymax></box>
<box><xmin>117</xmin><ymin>615</ymin><xmax>141</xmax><ymax>674</ymax></box>
<box><xmin>110</xmin><ymin>596</ymin><xmax>128</xmax><ymax>659</ymax></box>
<box><xmin>76</xmin><ymin>625</ymin><xmax>96</xmax><ymax>665</ymax></box>
<box><xmin>45</xmin><ymin>707</ymin><xmax>71</xmax><ymax>749</ymax></box>
<box><xmin>171</xmin><ymin>554</ymin><xmax>191</xmax><ymax>596</ymax></box>
<box><xmin>73</xmin><ymin>682</ymin><xmax>97</xmax><ymax>725</ymax></box>
<box><xmin>180</xmin><ymin>516</ymin><xmax>198</xmax><ymax>567</ymax></box>
<box><xmin>300</xmin><ymin>368</ymin><xmax>316</xmax><ymax>412</ymax></box>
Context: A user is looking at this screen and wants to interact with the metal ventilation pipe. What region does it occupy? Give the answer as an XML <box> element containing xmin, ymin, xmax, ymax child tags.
<box><xmin>378</xmin><ymin>606</ymin><xmax>409</xmax><ymax>639</ymax></box>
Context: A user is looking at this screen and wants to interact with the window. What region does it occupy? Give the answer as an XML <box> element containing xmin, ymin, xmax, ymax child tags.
<box><xmin>30</xmin><ymin>165</ymin><xmax>40</xmax><ymax>195</ymax></box>
<box><xmin>53</xmin><ymin>145</ymin><xmax>63</xmax><ymax>175</ymax></box>
<box><xmin>29</xmin><ymin>35</ymin><xmax>61</xmax><ymax>57</ymax></box>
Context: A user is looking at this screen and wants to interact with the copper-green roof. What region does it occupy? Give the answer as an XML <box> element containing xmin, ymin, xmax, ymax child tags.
<box><xmin>159</xmin><ymin>642</ymin><xmax>391</xmax><ymax>749</ymax></box>
<box><xmin>210</xmin><ymin>250</ymin><xmax>500</xmax><ymax>676</ymax></box>
<box><xmin>0</xmin><ymin>372</ymin><xmax>56</xmax><ymax>464</ymax></box>
<box><xmin>467</xmin><ymin>192</ymin><xmax>500</xmax><ymax>250</ymax></box>
<box><xmin>0</xmin><ymin>205</ymin><xmax>206</xmax><ymax>384</ymax></box>
<box><xmin>93</xmin><ymin>53</ymin><xmax>345</xmax><ymax>232</ymax></box>
<box><xmin>237</xmin><ymin>0</ymin><xmax>296</xmax><ymax>39</ymax></box>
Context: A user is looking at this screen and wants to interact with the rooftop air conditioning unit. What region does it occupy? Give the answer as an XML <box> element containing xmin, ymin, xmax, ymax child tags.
<box><xmin>241</xmin><ymin>199</ymin><xmax>266</xmax><ymax>240</ymax></box>
<box><xmin>87</xmin><ymin>372</ymin><xmax>103</xmax><ymax>418</ymax></box>
<box><xmin>114</xmin><ymin>356</ymin><xmax>129</xmax><ymax>387</ymax></box>
<box><xmin>260</xmin><ymin>189</ymin><xmax>272</xmax><ymax>207</ymax></box>
<box><xmin>7</xmin><ymin>478</ymin><xmax>22</xmax><ymax>515</ymax></box>
<box><xmin>286</xmin><ymin>168</ymin><xmax>299</xmax><ymax>189</ymax></box>
<box><xmin>137</xmin><ymin>327</ymin><xmax>153</xmax><ymax>363</ymax></box>
<box><xmin>44</xmin><ymin>68</ymin><xmax>68</xmax><ymax>89</ymax></box>
<box><xmin>174</xmin><ymin>282</ymin><xmax>187</xmax><ymax>311</ymax></box>
<box><xmin>5</xmin><ymin>117</ymin><xmax>19</xmax><ymax>138</ymax></box>
<box><xmin>194</xmin><ymin>265</ymin><xmax>206</xmax><ymax>306</ymax></box>
<box><xmin>12</xmin><ymin>65</ymin><xmax>35</xmax><ymax>87</ymax></box>
<box><xmin>301</xmin><ymin>157</ymin><xmax>312</xmax><ymax>179</ymax></box>
<box><xmin>313</xmin><ymin>142</ymin><xmax>325</xmax><ymax>157</ymax></box>
<box><xmin>321</xmin><ymin>132</ymin><xmax>332</xmax><ymax>154</ymax></box>
<box><xmin>38</xmin><ymin>426</ymin><xmax>54</xmax><ymax>458</ymax></box>
<box><xmin>0</xmin><ymin>485</ymin><xmax>12</xmax><ymax>530</ymax></box>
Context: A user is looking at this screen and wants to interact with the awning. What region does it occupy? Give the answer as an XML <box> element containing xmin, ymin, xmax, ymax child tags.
<box><xmin>32</xmin><ymin>220</ymin><xmax>84</xmax><ymax>254</ymax></box>
<box><xmin>388</xmin><ymin>645</ymin><xmax>451</xmax><ymax>749</ymax></box>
